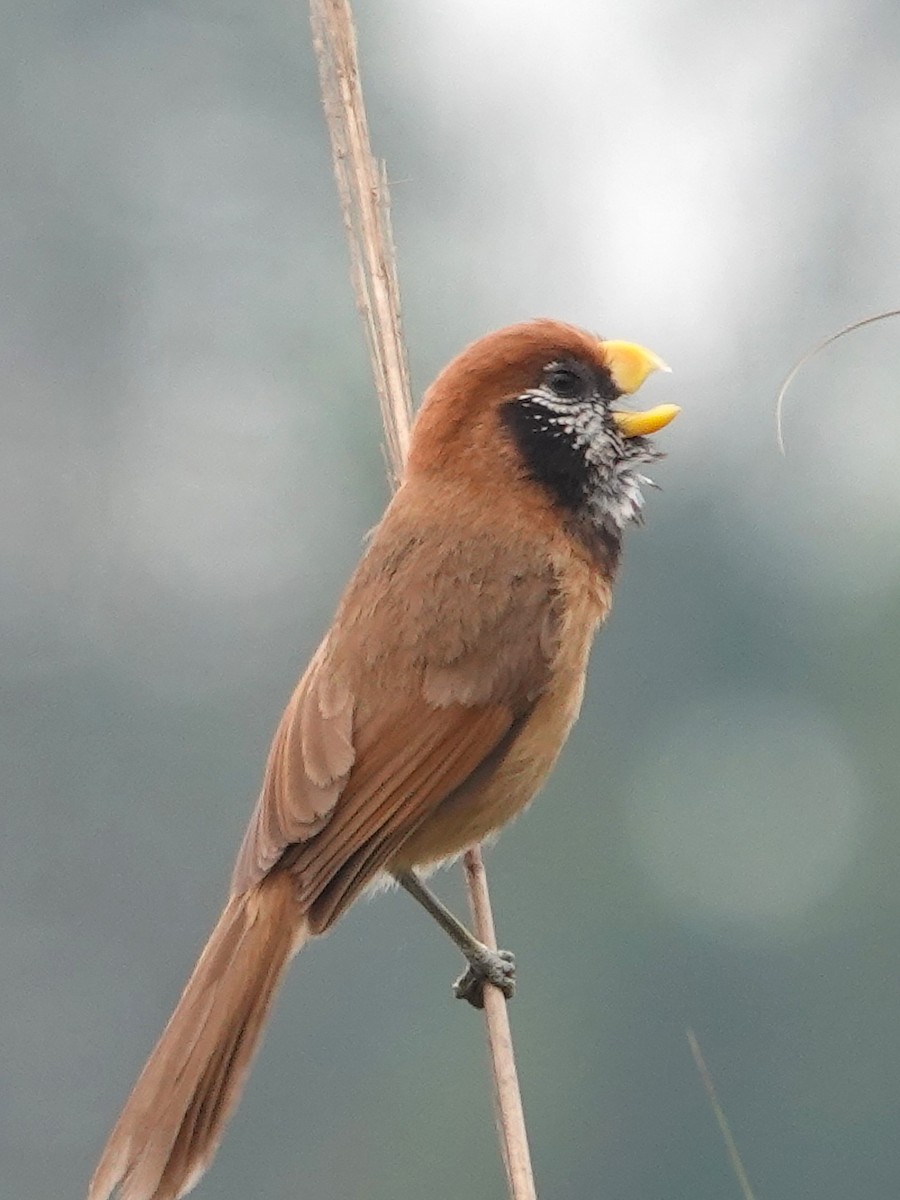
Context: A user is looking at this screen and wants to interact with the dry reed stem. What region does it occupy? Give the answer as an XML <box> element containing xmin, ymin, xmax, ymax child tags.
<box><xmin>308</xmin><ymin>3</ymin><xmax>538</xmax><ymax>1197</ymax></box>
<box><xmin>463</xmin><ymin>850</ymin><xmax>538</xmax><ymax>1200</ymax></box>
<box><xmin>309</xmin><ymin>0</ymin><xmax>412</xmax><ymax>482</ymax></box>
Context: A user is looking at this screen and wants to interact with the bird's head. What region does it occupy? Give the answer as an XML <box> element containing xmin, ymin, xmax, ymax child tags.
<box><xmin>408</xmin><ymin>319</ymin><xmax>679</xmax><ymax>539</ymax></box>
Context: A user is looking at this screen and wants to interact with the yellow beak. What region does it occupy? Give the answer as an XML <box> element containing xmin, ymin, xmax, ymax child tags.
<box><xmin>611</xmin><ymin>403</ymin><xmax>681</xmax><ymax>438</ymax></box>
<box><xmin>600</xmin><ymin>339</ymin><xmax>680</xmax><ymax>439</ymax></box>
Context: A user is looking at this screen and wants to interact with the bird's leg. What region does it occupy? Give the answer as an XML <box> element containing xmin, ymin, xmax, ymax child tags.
<box><xmin>394</xmin><ymin>869</ymin><xmax>516</xmax><ymax>1009</ymax></box>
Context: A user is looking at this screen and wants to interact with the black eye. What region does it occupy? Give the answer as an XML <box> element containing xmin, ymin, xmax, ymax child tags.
<box><xmin>545</xmin><ymin>365</ymin><xmax>588</xmax><ymax>400</ymax></box>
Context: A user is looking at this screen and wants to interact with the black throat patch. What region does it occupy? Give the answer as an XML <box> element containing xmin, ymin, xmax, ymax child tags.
<box><xmin>501</xmin><ymin>397</ymin><xmax>624</xmax><ymax>573</ymax></box>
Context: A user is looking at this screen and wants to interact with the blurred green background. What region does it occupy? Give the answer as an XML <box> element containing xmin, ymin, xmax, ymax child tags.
<box><xmin>5</xmin><ymin>1</ymin><xmax>900</xmax><ymax>1197</ymax></box>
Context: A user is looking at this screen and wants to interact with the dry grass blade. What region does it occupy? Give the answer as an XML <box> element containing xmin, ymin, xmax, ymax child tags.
<box><xmin>308</xmin><ymin>3</ymin><xmax>538</xmax><ymax>1198</ymax></box>
<box><xmin>687</xmin><ymin>1029</ymin><xmax>758</xmax><ymax>1200</ymax></box>
<box><xmin>775</xmin><ymin>308</ymin><xmax>900</xmax><ymax>454</ymax></box>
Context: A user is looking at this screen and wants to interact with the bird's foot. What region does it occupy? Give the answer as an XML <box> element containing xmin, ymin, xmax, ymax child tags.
<box><xmin>453</xmin><ymin>947</ymin><xmax>516</xmax><ymax>1009</ymax></box>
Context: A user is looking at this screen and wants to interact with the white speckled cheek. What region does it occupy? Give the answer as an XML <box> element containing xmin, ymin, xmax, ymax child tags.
<box><xmin>518</xmin><ymin>386</ymin><xmax>651</xmax><ymax>533</ymax></box>
<box><xmin>589</xmin><ymin>477</ymin><xmax>645</xmax><ymax>531</ymax></box>
<box><xmin>578</xmin><ymin>408</ymin><xmax>612</xmax><ymax>464</ymax></box>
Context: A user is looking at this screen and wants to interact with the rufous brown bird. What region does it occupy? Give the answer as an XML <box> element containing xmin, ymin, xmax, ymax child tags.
<box><xmin>89</xmin><ymin>319</ymin><xmax>678</xmax><ymax>1200</ymax></box>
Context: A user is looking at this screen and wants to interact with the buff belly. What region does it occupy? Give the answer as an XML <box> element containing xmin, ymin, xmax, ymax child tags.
<box><xmin>389</xmin><ymin>661</ymin><xmax>588</xmax><ymax>872</ymax></box>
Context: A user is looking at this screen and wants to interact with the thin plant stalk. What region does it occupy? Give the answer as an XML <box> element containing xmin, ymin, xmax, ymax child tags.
<box><xmin>308</xmin><ymin>3</ymin><xmax>538</xmax><ymax>1197</ymax></box>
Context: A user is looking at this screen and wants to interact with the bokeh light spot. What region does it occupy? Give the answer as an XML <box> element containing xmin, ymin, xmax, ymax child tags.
<box><xmin>623</xmin><ymin>692</ymin><xmax>867</xmax><ymax>936</ymax></box>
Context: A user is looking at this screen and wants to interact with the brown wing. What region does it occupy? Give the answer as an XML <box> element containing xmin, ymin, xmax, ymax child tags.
<box><xmin>230</xmin><ymin>486</ymin><xmax>562</xmax><ymax>932</ymax></box>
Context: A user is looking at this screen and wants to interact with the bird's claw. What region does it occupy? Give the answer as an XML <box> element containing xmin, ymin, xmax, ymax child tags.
<box><xmin>453</xmin><ymin>947</ymin><xmax>516</xmax><ymax>1009</ymax></box>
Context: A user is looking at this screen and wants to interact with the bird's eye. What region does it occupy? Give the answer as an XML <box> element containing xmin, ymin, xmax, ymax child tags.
<box><xmin>545</xmin><ymin>366</ymin><xmax>587</xmax><ymax>400</ymax></box>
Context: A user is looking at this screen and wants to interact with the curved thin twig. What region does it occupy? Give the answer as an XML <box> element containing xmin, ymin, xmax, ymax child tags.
<box><xmin>775</xmin><ymin>309</ymin><xmax>900</xmax><ymax>454</ymax></box>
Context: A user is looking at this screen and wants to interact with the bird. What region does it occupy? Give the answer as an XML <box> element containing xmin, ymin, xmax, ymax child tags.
<box><xmin>89</xmin><ymin>318</ymin><xmax>679</xmax><ymax>1200</ymax></box>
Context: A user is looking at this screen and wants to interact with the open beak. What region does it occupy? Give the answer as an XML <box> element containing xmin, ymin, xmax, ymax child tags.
<box><xmin>611</xmin><ymin>404</ymin><xmax>681</xmax><ymax>438</ymax></box>
<box><xmin>600</xmin><ymin>339</ymin><xmax>680</xmax><ymax>439</ymax></box>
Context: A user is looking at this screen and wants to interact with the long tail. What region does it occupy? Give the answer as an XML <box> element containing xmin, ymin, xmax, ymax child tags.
<box><xmin>89</xmin><ymin>872</ymin><xmax>307</xmax><ymax>1200</ymax></box>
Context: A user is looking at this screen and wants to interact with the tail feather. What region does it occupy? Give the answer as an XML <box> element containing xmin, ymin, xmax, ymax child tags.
<box><xmin>90</xmin><ymin>873</ymin><xmax>307</xmax><ymax>1200</ymax></box>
